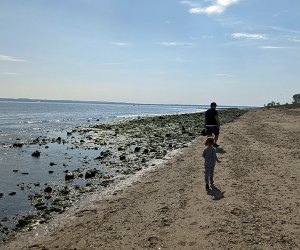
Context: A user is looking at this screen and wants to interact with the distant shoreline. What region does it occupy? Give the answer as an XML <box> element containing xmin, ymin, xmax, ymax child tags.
<box><xmin>0</xmin><ymin>98</ymin><xmax>253</xmax><ymax>108</ymax></box>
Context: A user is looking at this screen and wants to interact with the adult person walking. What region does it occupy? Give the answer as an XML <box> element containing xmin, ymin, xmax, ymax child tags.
<box><xmin>205</xmin><ymin>102</ymin><xmax>220</xmax><ymax>147</ymax></box>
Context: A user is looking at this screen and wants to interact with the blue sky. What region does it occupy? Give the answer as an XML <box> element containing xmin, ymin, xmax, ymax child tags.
<box><xmin>1</xmin><ymin>0</ymin><xmax>300</xmax><ymax>106</ymax></box>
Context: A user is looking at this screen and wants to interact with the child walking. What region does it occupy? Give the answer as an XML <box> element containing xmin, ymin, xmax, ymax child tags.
<box><xmin>202</xmin><ymin>137</ymin><xmax>221</xmax><ymax>190</ymax></box>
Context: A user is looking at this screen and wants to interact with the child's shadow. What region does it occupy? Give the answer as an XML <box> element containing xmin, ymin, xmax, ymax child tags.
<box><xmin>216</xmin><ymin>147</ymin><xmax>226</xmax><ymax>154</ymax></box>
<box><xmin>207</xmin><ymin>185</ymin><xmax>225</xmax><ymax>200</ymax></box>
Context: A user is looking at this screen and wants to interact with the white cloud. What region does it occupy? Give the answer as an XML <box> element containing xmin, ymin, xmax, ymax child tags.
<box><xmin>260</xmin><ymin>46</ymin><xmax>293</xmax><ymax>49</ymax></box>
<box><xmin>231</xmin><ymin>33</ymin><xmax>268</xmax><ymax>40</ymax></box>
<box><xmin>160</xmin><ymin>42</ymin><xmax>194</xmax><ymax>47</ymax></box>
<box><xmin>0</xmin><ymin>54</ymin><xmax>26</xmax><ymax>62</ymax></box>
<box><xmin>111</xmin><ymin>42</ymin><xmax>130</xmax><ymax>46</ymax></box>
<box><xmin>0</xmin><ymin>72</ymin><xmax>19</xmax><ymax>75</ymax></box>
<box><xmin>184</xmin><ymin>0</ymin><xmax>240</xmax><ymax>15</ymax></box>
<box><xmin>180</xmin><ymin>1</ymin><xmax>199</xmax><ymax>8</ymax></box>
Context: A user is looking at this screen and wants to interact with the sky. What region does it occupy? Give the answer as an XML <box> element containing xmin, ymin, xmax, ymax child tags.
<box><xmin>0</xmin><ymin>0</ymin><xmax>300</xmax><ymax>106</ymax></box>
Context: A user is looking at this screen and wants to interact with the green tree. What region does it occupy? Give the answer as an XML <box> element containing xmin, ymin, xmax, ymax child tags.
<box><xmin>292</xmin><ymin>94</ymin><xmax>300</xmax><ymax>104</ymax></box>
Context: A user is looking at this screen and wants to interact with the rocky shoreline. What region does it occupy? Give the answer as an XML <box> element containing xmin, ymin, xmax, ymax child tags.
<box><xmin>0</xmin><ymin>109</ymin><xmax>247</xmax><ymax>243</ymax></box>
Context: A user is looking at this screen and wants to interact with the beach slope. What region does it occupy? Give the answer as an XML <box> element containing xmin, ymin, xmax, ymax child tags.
<box><xmin>2</xmin><ymin>108</ymin><xmax>300</xmax><ymax>249</ymax></box>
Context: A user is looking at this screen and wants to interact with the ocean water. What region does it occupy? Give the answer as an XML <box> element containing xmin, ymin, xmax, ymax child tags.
<box><xmin>0</xmin><ymin>101</ymin><xmax>204</xmax><ymax>144</ymax></box>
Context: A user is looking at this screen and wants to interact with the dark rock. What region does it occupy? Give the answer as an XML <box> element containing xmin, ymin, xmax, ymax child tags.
<box><xmin>49</xmin><ymin>206</ymin><xmax>63</xmax><ymax>213</ymax></box>
<box><xmin>16</xmin><ymin>219</ymin><xmax>30</xmax><ymax>228</ymax></box>
<box><xmin>35</xmin><ymin>202</ymin><xmax>47</xmax><ymax>210</ymax></box>
<box><xmin>143</xmin><ymin>148</ymin><xmax>149</xmax><ymax>154</ymax></box>
<box><xmin>100</xmin><ymin>150</ymin><xmax>110</xmax><ymax>157</ymax></box>
<box><xmin>44</xmin><ymin>186</ymin><xmax>52</xmax><ymax>193</ymax></box>
<box><xmin>1</xmin><ymin>217</ymin><xmax>8</xmax><ymax>222</ymax></box>
<box><xmin>0</xmin><ymin>193</ymin><xmax>3</xmax><ymax>198</ymax></box>
<box><xmin>67</xmin><ymin>132</ymin><xmax>72</xmax><ymax>136</ymax></box>
<box><xmin>60</xmin><ymin>188</ymin><xmax>69</xmax><ymax>195</ymax></box>
<box><xmin>13</xmin><ymin>142</ymin><xmax>24</xmax><ymax>147</ymax></box>
<box><xmin>118</xmin><ymin>147</ymin><xmax>125</xmax><ymax>151</ymax></box>
<box><xmin>45</xmin><ymin>145</ymin><xmax>49</xmax><ymax>149</ymax></box>
<box><xmin>21</xmin><ymin>172</ymin><xmax>29</xmax><ymax>175</ymax></box>
<box><xmin>134</xmin><ymin>146</ymin><xmax>141</xmax><ymax>153</ymax></box>
<box><xmin>94</xmin><ymin>155</ymin><xmax>103</xmax><ymax>160</ymax></box>
<box><xmin>34</xmin><ymin>182</ymin><xmax>40</xmax><ymax>187</ymax></box>
<box><xmin>49</xmin><ymin>162</ymin><xmax>56</xmax><ymax>166</ymax></box>
<box><xmin>165</xmin><ymin>133</ymin><xmax>171</xmax><ymax>138</ymax></box>
<box><xmin>85</xmin><ymin>169</ymin><xmax>97</xmax><ymax>179</ymax></box>
<box><xmin>48</xmin><ymin>170</ymin><xmax>54</xmax><ymax>174</ymax></box>
<box><xmin>8</xmin><ymin>192</ymin><xmax>16</xmax><ymax>196</ymax></box>
<box><xmin>31</xmin><ymin>150</ymin><xmax>41</xmax><ymax>157</ymax></box>
<box><xmin>56</xmin><ymin>137</ymin><xmax>62</xmax><ymax>142</ymax></box>
<box><xmin>119</xmin><ymin>155</ymin><xmax>126</xmax><ymax>161</ymax></box>
<box><xmin>101</xmin><ymin>180</ymin><xmax>113</xmax><ymax>187</ymax></box>
<box><xmin>13</xmin><ymin>169</ymin><xmax>19</xmax><ymax>173</ymax></box>
<box><xmin>65</xmin><ymin>172</ymin><xmax>74</xmax><ymax>181</ymax></box>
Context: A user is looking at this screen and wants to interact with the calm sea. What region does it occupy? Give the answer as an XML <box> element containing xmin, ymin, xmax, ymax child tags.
<box><xmin>0</xmin><ymin>101</ymin><xmax>205</xmax><ymax>144</ymax></box>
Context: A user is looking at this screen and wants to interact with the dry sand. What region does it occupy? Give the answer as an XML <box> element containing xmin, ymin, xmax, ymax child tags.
<box><xmin>1</xmin><ymin>108</ymin><xmax>300</xmax><ymax>250</ymax></box>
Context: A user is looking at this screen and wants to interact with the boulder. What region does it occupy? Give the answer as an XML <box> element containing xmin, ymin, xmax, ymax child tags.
<box><xmin>134</xmin><ymin>146</ymin><xmax>141</xmax><ymax>153</ymax></box>
<box><xmin>65</xmin><ymin>172</ymin><xmax>75</xmax><ymax>181</ymax></box>
<box><xmin>31</xmin><ymin>150</ymin><xmax>41</xmax><ymax>157</ymax></box>
<box><xmin>44</xmin><ymin>186</ymin><xmax>52</xmax><ymax>193</ymax></box>
<box><xmin>85</xmin><ymin>169</ymin><xmax>97</xmax><ymax>179</ymax></box>
<box><xmin>13</xmin><ymin>142</ymin><xmax>24</xmax><ymax>148</ymax></box>
<box><xmin>119</xmin><ymin>155</ymin><xmax>126</xmax><ymax>161</ymax></box>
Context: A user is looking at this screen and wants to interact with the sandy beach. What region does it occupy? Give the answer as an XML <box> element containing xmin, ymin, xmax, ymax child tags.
<box><xmin>1</xmin><ymin>107</ymin><xmax>300</xmax><ymax>249</ymax></box>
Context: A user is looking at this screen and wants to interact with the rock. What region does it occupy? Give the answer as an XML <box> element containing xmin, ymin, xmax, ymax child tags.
<box><xmin>1</xmin><ymin>217</ymin><xmax>8</xmax><ymax>222</ymax></box>
<box><xmin>34</xmin><ymin>182</ymin><xmax>40</xmax><ymax>187</ymax></box>
<box><xmin>16</xmin><ymin>219</ymin><xmax>30</xmax><ymax>228</ymax></box>
<box><xmin>85</xmin><ymin>169</ymin><xmax>97</xmax><ymax>179</ymax></box>
<box><xmin>13</xmin><ymin>142</ymin><xmax>24</xmax><ymax>147</ymax></box>
<box><xmin>34</xmin><ymin>202</ymin><xmax>47</xmax><ymax>210</ymax></box>
<box><xmin>65</xmin><ymin>172</ymin><xmax>75</xmax><ymax>181</ymax></box>
<box><xmin>100</xmin><ymin>150</ymin><xmax>110</xmax><ymax>157</ymax></box>
<box><xmin>119</xmin><ymin>155</ymin><xmax>126</xmax><ymax>161</ymax></box>
<box><xmin>143</xmin><ymin>148</ymin><xmax>149</xmax><ymax>154</ymax></box>
<box><xmin>0</xmin><ymin>193</ymin><xmax>3</xmax><ymax>198</ymax></box>
<box><xmin>13</xmin><ymin>169</ymin><xmax>19</xmax><ymax>173</ymax></box>
<box><xmin>101</xmin><ymin>180</ymin><xmax>113</xmax><ymax>187</ymax></box>
<box><xmin>67</xmin><ymin>132</ymin><xmax>72</xmax><ymax>136</ymax></box>
<box><xmin>134</xmin><ymin>146</ymin><xmax>141</xmax><ymax>153</ymax></box>
<box><xmin>60</xmin><ymin>188</ymin><xmax>70</xmax><ymax>195</ymax></box>
<box><xmin>31</xmin><ymin>150</ymin><xmax>41</xmax><ymax>157</ymax></box>
<box><xmin>49</xmin><ymin>162</ymin><xmax>56</xmax><ymax>166</ymax></box>
<box><xmin>56</xmin><ymin>137</ymin><xmax>62</xmax><ymax>142</ymax></box>
<box><xmin>8</xmin><ymin>192</ymin><xmax>16</xmax><ymax>196</ymax></box>
<box><xmin>118</xmin><ymin>147</ymin><xmax>125</xmax><ymax>151</ymax></box>
<box><xmin>44</xmin><ymin>186</ymin><xmax>52</xmax><ymax>193</ymax></box>
<box><xmin>21</xmin><ymin>172</ymin><xmax>29</xmax><ymax>175</ymax></box>
<box><xmin>48</xmin><ymin>170</ymin><xmax>54</xmax><ymax>174</ymax></box>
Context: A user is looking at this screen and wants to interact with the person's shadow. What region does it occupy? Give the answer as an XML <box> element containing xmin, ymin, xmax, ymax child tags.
<box><xmin>216</xmin><ymin>147</ymin><xmax>226</xmax><ymax>154</ymax></box>
<box><xmin>207</xmin><ymin>185</ymin><xmax>225</xmax><ymax>200</ymax></box>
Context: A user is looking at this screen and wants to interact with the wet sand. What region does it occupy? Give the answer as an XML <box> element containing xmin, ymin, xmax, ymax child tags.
<box><xmin>1</xmin><ymin>108</ymin><xmax>299</xmax><ymax>249</ymax></box>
